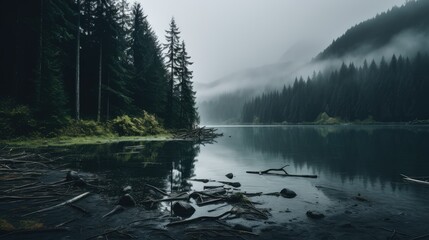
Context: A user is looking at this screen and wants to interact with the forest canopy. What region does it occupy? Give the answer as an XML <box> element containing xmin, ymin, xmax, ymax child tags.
<box><xmin>0</xmin><ymin>0</ymin><xmax>199</xmax><ymax>138</ymax></box>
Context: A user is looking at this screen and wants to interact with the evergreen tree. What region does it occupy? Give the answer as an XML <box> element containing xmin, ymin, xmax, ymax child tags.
<box><xmin>177</xmin><ymin>41</ymin><xmax>198</xmax><ymax>128</ymax></box>
<box><xmin>130</xmin><ymin>3</ymin><xmax>167</xmax><ymax>118</ymax></box>
<box><xmin>164</xmin><ymin>18</ymin><xmax>181</xmax><ymax>127</ymax></box>
<box><xmin>0</xmin><ymin>0</ymin><xmax>198</xmax><ymax>133</ymax></box>
<box><xmin>242</xmin><ymin>53</ymin><xmax>429</xmax><ymax>124</ymax></box>
<box><xmin>75</xmin><ymin>0</ymin><xmax>81</xmax><ymax>120</ymax></box>
<box><xmin>38</xmin><ymin>0</ymin><xmax>75</xmax><ymax>124</ymax></box>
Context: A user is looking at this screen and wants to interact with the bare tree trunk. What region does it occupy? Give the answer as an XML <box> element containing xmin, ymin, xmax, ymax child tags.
<box><xmin>106</xmin><ymin>73</ymin><xmax>110</xmax><ymax>121</ymax></box>
<box><xmin>97</xmin><ymin>40</ymin><xmax>102</xmax><ymax>122</ymax></box>
<box><xmin>75</xmin><ymin>0</ymin><xmax>81</xmax><ymax>120</ymax></box>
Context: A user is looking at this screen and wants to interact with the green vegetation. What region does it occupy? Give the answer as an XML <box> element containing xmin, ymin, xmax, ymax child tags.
<box><xmin>110</xmin><ymin>112</ymin><xmax>165</xmax><ymax>136</ymax></box>
<box><xmin>0</xmin><ymin>0</ymin><xmax>199</xmax><ymax>141</ymax></box>
<box><xmin>0</xmin><ymin>99</ymin><xmax>170</xmax><ymax>147</ymax></box>
<box><xmin>0</xmin><ymin>100</ymin><xmax>37</xmax><ymax>138</ymax></box>
<box><xmin>314</xmin><ymin>112</ymin><xmax>343</xmax><ymax>125</ymax></box>
<box><xmin>3</xmin><ymin>134</ymin><xmax>172</xmax><ymax>148</ymax></box>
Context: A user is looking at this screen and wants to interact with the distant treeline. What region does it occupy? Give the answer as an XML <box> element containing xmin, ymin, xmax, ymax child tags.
<box><xmin>0</xmin><ymin>0</ymin><xmax>198</xmax><ymax>129</ymax></box>
<box><xmin>242</xmin><ymin>53</ymin><xmax>429</xmax><ymax>123</ymax></box>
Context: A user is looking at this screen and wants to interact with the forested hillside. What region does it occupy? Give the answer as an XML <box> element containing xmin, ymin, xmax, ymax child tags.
<box><xmin>241</xmin><ymin>0</ymin><xmax>429</xmax><ymax>124</ymax></box>
<box><xmin>317</xmin><ymin>0</ymin><xmax>429</xmax><ymax>59</ymax></box>
<box><xmin>242</xmin><ymin>54</ymin><xmax>429</xmax><ymax>123</ymax></box>
<box><xmin>0</xmin><ymin>0</ymin><xmax>198</xmax><ymax>138</ymax></box>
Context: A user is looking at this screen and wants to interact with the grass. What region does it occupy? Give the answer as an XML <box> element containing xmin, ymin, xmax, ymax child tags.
<box><xmin>1</xmin><ymin>133</ymin><xmax>173</xmax><ymax>148</ymax></box>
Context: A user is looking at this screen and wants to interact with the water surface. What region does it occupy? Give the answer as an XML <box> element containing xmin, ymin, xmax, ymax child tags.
<box><xmin>65</xmin><ymin>125</ymin><xmax>429</xmax><ymax>230</ymax></box>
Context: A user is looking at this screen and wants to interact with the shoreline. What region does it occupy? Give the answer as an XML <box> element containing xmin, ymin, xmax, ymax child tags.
<box><xmin>0</xmin><ymin>134</ymin><xmax>174</xmax><ymax>148</ymax></box>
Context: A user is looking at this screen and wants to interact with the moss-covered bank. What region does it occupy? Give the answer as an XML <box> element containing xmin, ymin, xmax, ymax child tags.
<box><xmin>0</xmin><ymin>106</ymin><xmax>173</xmax><ymax>147</ymax></box>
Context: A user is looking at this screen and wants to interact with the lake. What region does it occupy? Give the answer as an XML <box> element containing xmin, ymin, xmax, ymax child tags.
<box><xmin>63</xmin><ymin>125</ymin><xmax>429</xmax><ymax>238</ymax></box>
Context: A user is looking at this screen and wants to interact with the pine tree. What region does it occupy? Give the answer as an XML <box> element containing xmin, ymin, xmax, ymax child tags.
<box><xmin>164</xmin><ymin>18</ymin><xmax>181</xmax><ymax>127</ymax></box>
<box><xmin>130</xmin><ymin>3</ymin><xmax>167</xmax><ymax>118</ymax></box>
<box><xmin>38</xmin><ymin>0</ymin><xmax>74</xmax><ymax>125</ymax></box>
<box><xmin>177</xmin><ymin>41</ymin><xmax>198</xmax><ymax>129</ymax></box>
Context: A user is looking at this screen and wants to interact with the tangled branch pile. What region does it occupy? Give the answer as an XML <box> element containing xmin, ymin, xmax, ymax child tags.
<box><xmin>173</xmin><ymin>126</ymin><xmax>223</xmax><ymax>143</ymax></box>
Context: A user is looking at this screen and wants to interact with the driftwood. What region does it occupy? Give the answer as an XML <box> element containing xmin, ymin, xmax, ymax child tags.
<box><xmin>167</xmin><ymin>210</ymin><xmax>233</xmax><ymax>227</ymax></box>
<box><xmin>217</xmin><ymin>181</ymin><xmax>241</xmax><ymax>188</ymax></box>
<box><xmin>142</xmin><ymin>194</ymin><xmax>190</xmax><ymax>204</ymax></box>
<box><xmin>401</xmin><ymin>174</ymin><xmax>429</xmax><ymax>186</ymax></box>
<box><xmin>410</xmin><ymin>233</ymin><xmax>429</xmax><ymax>240</ymax></box>
<box><xmin>189</xmin><ymin>179</ymin><xmax>240</xmax><ymax>187</ymax></box>
<box><xmin>246</xmin><ymin>165</ymin><xmax>317</xmax><ymax>178</ymax></box>
<box><xmin>22</xmin><ymin>192</ymin><xmax>91</xmax><ymax>216</ymax></box>
<box><xmin>0</xmin><ymin>195</ymin><xmax>55</xmax><ymax>201</ymax></box>
<box><xmin>145</xmin><ymin>183</ymin><xmax>169</xmax><ymax>196</ymax></box>
<box><xmin>189</xmin><ymin>178</ymin><xmax>213</xmax><ymax>183</ymax></box>
<box><xmin>173</xmin><ymin>126</ymin><xmax>223</xmax><ymax>143</ymax></box>
<box><xmin>102</xmin><ymin>205</ymin><xmax>124</xmax><ymax>218</ymax></box>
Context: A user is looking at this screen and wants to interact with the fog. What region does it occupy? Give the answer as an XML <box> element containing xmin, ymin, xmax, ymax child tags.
<box><xmin>138</xmin><ymin>0</ymin><xmax>406</xmax><ymax>101</ymax></box>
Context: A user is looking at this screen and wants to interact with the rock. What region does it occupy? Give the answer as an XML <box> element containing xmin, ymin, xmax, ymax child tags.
<box><xmin>172</xmin><ymin>201</ymin><xmax>195</xmax><ymax>218</ymax></box>
<box><xmin>66</xmin><ymin>171</ymin><xmax>80</xmax><ymax>181</ymax></box>
<box><xmin>354</xmin><ymin>193</ymin><xmax>368</xmax><ymax>202</ymax></box>
<box><xmin>233</xmin><ymin>224</ymin><xmax>253</xmax><ymax>232</ymax></box>
<box><xmin>225</xmin><ymin>173</ymin><xmax>234</xmax><ymax>179</ymax></box>
<box><xmin>118</xmin><ymin>194</ymin><xmax>136</xmax><ymax>207</ymax></box>
<box><xmin>306</xmin><ymin>210</ymin><xmax>325</xmax><ymax>219</ymax></box>
<box><xmin>123</xmin><ymin>186</ymin><xmax>132</xmax><ymax>193</ymax></box>
<box><xmin>280</xmin><ymin>188</ymin><xmax>297</xmax><ymax>198</ymax></box>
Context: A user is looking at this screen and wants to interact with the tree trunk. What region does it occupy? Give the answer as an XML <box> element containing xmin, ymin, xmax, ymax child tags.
<box><xmin>75</xmin><ymin>0</ymin><xmax>81</xmax><ymax>120</ymax></box>
<box><xmin>106</xmin><ymin>73</ymin><xmax>110</xmax><ymax>121</ymax></box>
<box><xmin>97</xmin><ymin>40</ymin><xmax>102</xmax><ymax>122</ymax></box>
<box><xmin>37</xmin><ymin>0</ymin><xmax>44</xmax><ymax>104</ymax></box>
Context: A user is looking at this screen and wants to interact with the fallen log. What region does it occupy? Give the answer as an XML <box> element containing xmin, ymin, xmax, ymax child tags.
<box><xmin>102</xmin><ymin>205</ymin><xmax>124</xmax><ymax>218</ymax></box>
<box><xmin>217</xmin><ymin>181</ymin><xmax>241</xmax><ymax>188</ymax></box>
<box><xmin>145</xmin><ymin>183</ymin><xmax>169</xmax><ymax>196</ymax></box>
<box><xmin>189</xmin><ymin>178</ymin><xmax>213</xmax><ymax>183</ymax></box>
<box><xmin>246</xmin><ymin>165</ymin><xmax>317</xmax><ymax>178</ymax></box>
<box><xmin>22</xmin><ymin>192</ymin><xmax>91</xmax><ymax>217</ymax></box>
<box><xmin>0</xmin><ymin>195</ymin><xmax>55</xmax><ymax>201</ymax></box>
<box><xmin>166</xmin><ymin>210</ymin><xmax>233</xmax><ymax>227</ymax></box>
<box><xmin>401</xmin><ymin>174</ymin><xmax>429</xmax><ymax>186</ymax></box>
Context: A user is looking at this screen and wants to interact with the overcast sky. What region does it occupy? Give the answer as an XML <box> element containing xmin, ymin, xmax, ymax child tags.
<box><xmin>136</xmin><ymin>0</ymin><xmax>405</xmax><ymax>88</ymax></box>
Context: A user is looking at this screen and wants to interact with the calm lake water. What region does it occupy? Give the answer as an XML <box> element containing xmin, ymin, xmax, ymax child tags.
<box><xmin>64</xmin><ymin>125</ymin><xmax>429</xmax><ymax>231</ymax></box>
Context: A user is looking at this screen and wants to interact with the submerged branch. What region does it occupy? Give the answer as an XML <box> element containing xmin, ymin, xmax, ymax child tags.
<box><xmin>246</xmin><ymin>165</ymin><xmax>317</xmax><ymax>178</ymax></box>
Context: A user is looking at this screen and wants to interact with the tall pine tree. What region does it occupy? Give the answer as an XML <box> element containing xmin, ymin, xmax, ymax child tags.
<box><xmin>177</xmin><ymin>41</ymin><xmax>198</xmax><ymax>129</ymax></box>
<box><xmin>164</xmin><ymin>18</ymin><xmax>181</xmax><ymax>128</ymax></box>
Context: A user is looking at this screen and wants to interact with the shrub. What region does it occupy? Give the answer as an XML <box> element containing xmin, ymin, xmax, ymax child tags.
<box><xmin>314</xmin><ymin>112</ymin><xmax>342</xmax><ymax>124</ymax></box>
<box><xmin>0</xmin><ymin>100</ymin><xmax>37</xmax><ymax>138</ymax></box>
<box><xmin>60</xmin><ymin>120</ymin><xmax>109</xmax><ymax>137</ymax></box>
<box><xmin>110</xmin><ymin>112</ymin><xmax>164</xmax><ymax>136</ymax></box>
